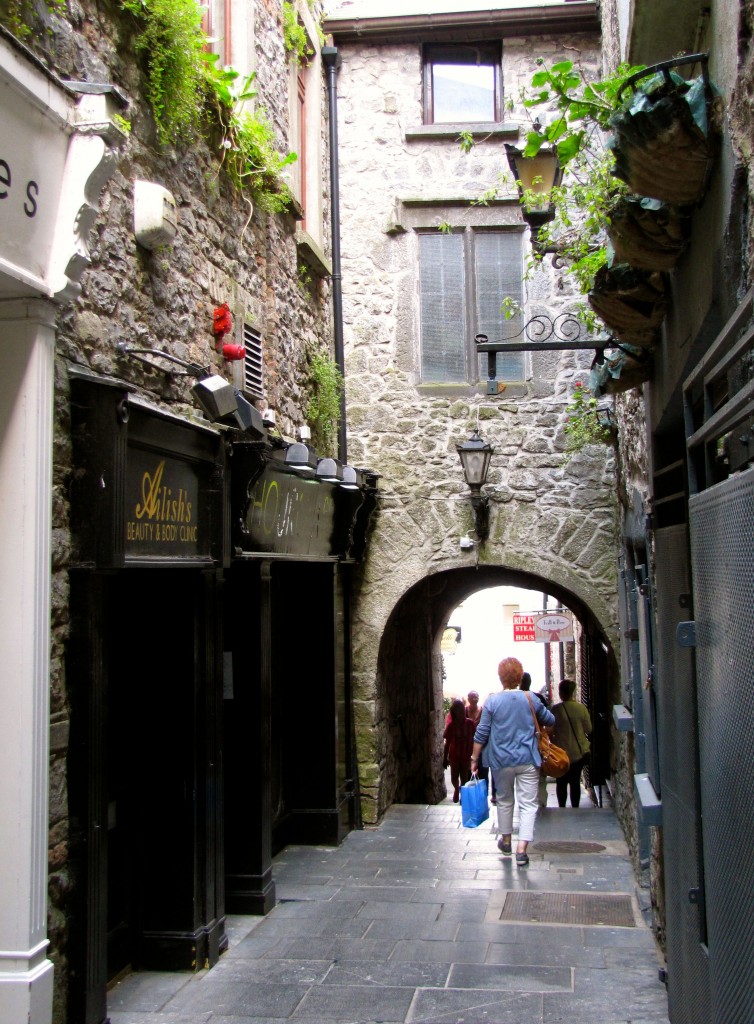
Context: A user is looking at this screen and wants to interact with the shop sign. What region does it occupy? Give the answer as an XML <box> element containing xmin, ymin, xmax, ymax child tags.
<box><xmin>237</xmin><ymin>463</ymin><xmax>355</xmax><ymax>559</ymax></box>
<box><xmin>514</xmin><ymin>611</ymin><xmax>574</xmax><ymax>643</ymax></box>
<box><xmin>513</xmin><ymin>614</ymin><xmax>536</xmax><ymax>641</ymax></box>
<box><xmin>125</xmin><ymin>451</ymin><xmax>204</xmax><ymax>558</ymax></box>
<box><xmin>0</xmin><ymin>61</ymin><xmax>68</xmax><ymax>289</ymax></box>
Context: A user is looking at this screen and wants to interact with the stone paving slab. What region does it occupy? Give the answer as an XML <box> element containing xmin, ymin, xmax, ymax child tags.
<box><xmin>108</xmin><ymin>796</ymin><xmax>669</xmax><ymax>1024</ymax></box>
<box><xmin>320</xmin><ymin>959</ymin><xmax>451</xmax><ymax>988</ymax></box>
<box><xmin>406</xmin><ymin>988</ymin><xmax>544</xmax><ymax>1023</ymax></box>
<box><xmin>447</xmin><ymin>963</ymin><xmax>572</xmax><ymax>992</ymax></box>
<box><xmin>290</xmin><ymin>983</ymin><xmax>415</xmax><ymax>1020</ymax></box>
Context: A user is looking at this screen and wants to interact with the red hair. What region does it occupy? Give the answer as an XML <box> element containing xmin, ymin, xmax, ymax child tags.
<box><xmin>497</xmin><ymin>657</ymin><xmax>524</xmax><ymax>689</ymax></box>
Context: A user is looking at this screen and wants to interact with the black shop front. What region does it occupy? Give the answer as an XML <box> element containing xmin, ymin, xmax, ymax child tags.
<box><xmin>222</xmin><ymin>441</ymin><xmax>377</xmax><ymax>915</ymax></box>
<box><xmin>66</xmin><ymin>371</ymin><xmax>376</xmax><ymax>1023</ymax></box>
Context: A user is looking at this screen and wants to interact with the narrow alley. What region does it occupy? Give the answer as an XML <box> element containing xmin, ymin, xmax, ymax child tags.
<box><xmin>108</xmin><ymin>787</ymin><xmax>669</xmax><ymax>1024</ymax></box>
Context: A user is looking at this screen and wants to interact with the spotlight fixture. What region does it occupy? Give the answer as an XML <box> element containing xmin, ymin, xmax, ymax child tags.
<box><xmin>191</xmin><ymin>376</ymin><xmax>265</xmax><ymax>439</ymax></box>
<box><xmin>316</xmin><ymin>457</ymin><xmax>344</xmax><ymax>484</ymax></box>
<box><xmin>340</xmin><ymin>465</ymin><xmax>362</xmax><ymax>490</ymax></box>
<box><xmin>284</xmin><ymin>441</ymin><xmax>318</xmax><ymax>475</ymax></box>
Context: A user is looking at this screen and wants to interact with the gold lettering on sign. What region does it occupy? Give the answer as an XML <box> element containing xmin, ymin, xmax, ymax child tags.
<box><xmin>135</xmin><ymin>460</ymin><xmax>193</xmax><ymax>523</ymax></box>
<box><xmin>127</xmin><ymin>459</ymin><xmax>197</xmax><ymax>547</ymax></box>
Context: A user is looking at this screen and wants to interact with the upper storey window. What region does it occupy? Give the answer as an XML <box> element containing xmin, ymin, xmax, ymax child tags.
<box><xmin>423</xmin><ymin>43</ymin><xmax>501</xmax><ymax>124</ymax></box>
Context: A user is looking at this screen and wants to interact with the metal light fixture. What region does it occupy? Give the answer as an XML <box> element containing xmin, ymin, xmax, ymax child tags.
<box><xmin>456</xmin><ymin>430</ymin><xmax>493</xmax><ymax>541</ymax></box>
<box><xmin>191</xmin><ymin>376</ymin><xmax>265</xmax><ymax>438</ymax></box>
<box><xmin>504</xmin><ymin>139</ymin><xmax>564</xmax><ymax>248</ymax></box>
<box><xmin>595</xmin><ymin>396</ymin><xmax>617</xmax><ymax>433</ymax></box>
<box><xmin>283</xmin><ymin>441</ymin><xmax>318</xmax><ymax>475</ymax></box>
<box><xmin>340</xmin><ymin>465</ymin><xmax>362</xmax><ymax>490</ymax></box>
<box><xmin>316</xmin><ymin>457</ymin><xmax>344</xmax><ymax>484</ymax></box>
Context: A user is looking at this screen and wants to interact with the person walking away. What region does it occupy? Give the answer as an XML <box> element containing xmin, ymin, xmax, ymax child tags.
<box><xmin>471</xmin><ymin>657</ymin><xmax>555</xmax><ymax>866</ymax></box>
<box><xmin>519</xmin><ymin>671</ymin><xmax>549</xmax><ymax>810</ymax></box>
<box><xmin>551</xmin><ymin>678</ymin><xmax>592</xmax><ymax>808</ymax></box>
<box><xmin>464</xmin><ymin>691</ymin><xmax>489</xmax><ymax>789</ymax></box>
<box><xmin>443</xmin><ymin>698</ymin><xmax>475</xmax><ymax>803</ymax></box>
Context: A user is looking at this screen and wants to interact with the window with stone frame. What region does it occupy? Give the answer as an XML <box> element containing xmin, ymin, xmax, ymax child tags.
<box><xmin>198</xmin><ymin>0</ymin><xmax>254</xmax><ymax>74</ymax></box>
<box><xmin>422</xmin><ymin>42</ymin><xmax>502</xmax><ymax>125</ymax></box>
<box><xmin>287</xmin><ymin>2</ymin><xmax>327</xmax><ymax>260</ymax></box>
<box><xmin>418</xmin><ymin>227</ymin><xmax>525</xmax><ymax>384</ymax></box>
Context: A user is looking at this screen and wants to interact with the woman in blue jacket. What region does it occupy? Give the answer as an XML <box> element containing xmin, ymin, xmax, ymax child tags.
<box><xmin>471</xmin><ymin>656</ymin><xmax>555</xmax><ymax>866</ymax></box>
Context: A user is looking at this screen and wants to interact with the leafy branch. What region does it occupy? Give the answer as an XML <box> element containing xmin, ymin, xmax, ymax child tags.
<box><xmin>202</xmin><ymin>57</ymin><xmax>296</xmax><ymax>213</ymax></box>
<box><xmin>563</xmin><ymin>380</ymin><xmax>614</xmax><ymax>459</ymax></box>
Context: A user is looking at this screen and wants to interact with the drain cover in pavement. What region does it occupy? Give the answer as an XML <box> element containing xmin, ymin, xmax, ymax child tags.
<box><xmin>500</xmin><ymin>892</ymin><xmax>636</xmax><ymax>927</ymax></box>
<box><xmin>530</xmin><ymin>841</ymin><xmax>606</xmax><ymax>854</ymax></box>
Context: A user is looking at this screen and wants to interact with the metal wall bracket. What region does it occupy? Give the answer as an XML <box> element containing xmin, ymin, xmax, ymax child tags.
<box><xmin>676</xmin><ymin>621</ymin><xmax>697</xmax><ymax>648</ymax></box>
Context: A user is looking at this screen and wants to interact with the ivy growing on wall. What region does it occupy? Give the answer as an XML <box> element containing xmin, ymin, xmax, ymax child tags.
<box><xmin>306</xmin><ymin>352</ymin><xmax>343</xmax><ymax>455</ymax></box>
<box><xmin>117</xmin><ymin>0</ymin><xmax>295</xmax><ymax>211</ymax></box>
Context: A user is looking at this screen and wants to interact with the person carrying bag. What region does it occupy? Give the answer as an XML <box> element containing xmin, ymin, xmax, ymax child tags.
<box><xmin>551</xmin><ymin>678</ymin><xmax>592</xmax><ymax>808</ymax></box>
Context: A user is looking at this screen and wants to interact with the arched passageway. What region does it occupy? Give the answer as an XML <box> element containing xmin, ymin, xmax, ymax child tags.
<box><xmin>374</xmin><ymin>565</ymin><xmax>617</xmax><ymax>812</ymax></box>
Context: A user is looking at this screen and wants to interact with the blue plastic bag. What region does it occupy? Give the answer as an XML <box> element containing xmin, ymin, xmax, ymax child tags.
<box><xmin>460</xmin><ymin>777</ymin><xmax>489</xmax><ymax>828</ymax></box>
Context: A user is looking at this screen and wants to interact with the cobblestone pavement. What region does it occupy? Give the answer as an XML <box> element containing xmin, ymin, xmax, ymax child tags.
<box><xmin>109</xmin><ymin>782</ymin><xmax>670</xmax><ymax>1024</ymax></box>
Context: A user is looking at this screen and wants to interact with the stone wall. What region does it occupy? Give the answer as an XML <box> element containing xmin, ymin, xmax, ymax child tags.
<box><xmin>333</xmin><ymin>30</ymin><xmax>621</xmax><ymax>822</ymax></box>
<box><xmin>14</xmin><ymin>1</ymin><xmax>333</xmax><ymax>1017</ymax></box>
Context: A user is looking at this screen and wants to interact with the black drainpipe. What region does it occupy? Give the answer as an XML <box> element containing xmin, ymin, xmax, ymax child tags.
<box><xmin>322</xmin><ymin>45</ymin><xmax>347</xmax><ymax>464</ymax></box>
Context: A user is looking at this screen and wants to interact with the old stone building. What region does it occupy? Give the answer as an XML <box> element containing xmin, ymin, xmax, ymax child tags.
<box><xmin>598</xmin><ymin>2</ymin><xmax>754</xmax><ymax>1022</ymax></box>
<box><xmin>323</xmin><ymin>0</ymin><xmax>620</xmax><ymax>822</ymax></box>
<box><xmin>0</xmin><ymin>1</ymin><xmax>378</xmax><ymax>1021</ymax></box>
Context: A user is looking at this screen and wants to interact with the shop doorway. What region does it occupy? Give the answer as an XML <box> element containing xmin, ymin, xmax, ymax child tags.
<box><xmin>104</xmin><ymin>569</ymin><xmax>198</xmax><ymax>978</ymax></box>
<box><xmin>68</xmin><ymin>567</ymin><xmax>224</xmax><ymax>1024</ymax></box>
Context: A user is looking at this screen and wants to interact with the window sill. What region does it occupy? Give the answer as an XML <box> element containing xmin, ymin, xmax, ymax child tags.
<box><xmin>296</xmin><ymin>230</ymin><xmax>332</xmax><ymax>278</ymax></box>
<box><xmin>416</xmin><ymin>382</ymin><xmax>527</xmax><ymax>399</ymax></box>
<box><xmin>405</xmin><ymin>122</ymin><xmax>519</xmax><ymax>142</ymax></box>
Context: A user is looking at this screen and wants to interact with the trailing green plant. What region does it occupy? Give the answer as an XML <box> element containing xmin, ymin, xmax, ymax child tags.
<box><xmin>119</xmin><ymin>0</ymin><xmax>295</xmax><ymax>211</ymax></box>
<box><xmin>306</xmin><ymin>352</ymin><xmax>343</xmax><ymax>455</ymax></box>
<box><xmin>121</xmin><ymin>0</ymin><xmax>208</xmax><ymax>145</ymax></box>
<box><xmin>282</xmin><ymin>1</ymin><xmax>312</xmax><ymax>65</ymax></box>
<box><xmin>203</xmin><ymin>58</ymin><xmax>296</xmax><ymax>213</ymax></box>
<box><xmin>562</xmin><ymin>380</ymin><xmax>613</xmax><ymax>458</ymax></box>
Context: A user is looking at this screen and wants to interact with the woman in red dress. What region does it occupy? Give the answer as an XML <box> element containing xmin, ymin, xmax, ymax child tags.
<box><xmin>443</xmin><ymin>698</ymin><xmax>476</xmax><ymax>802</ymax></box>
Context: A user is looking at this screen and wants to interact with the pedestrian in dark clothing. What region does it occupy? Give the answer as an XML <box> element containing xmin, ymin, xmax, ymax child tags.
<box><xmin>551</xmin><ymin>678</ymin><xmax>592</xmax><ymax>808</ymax></box>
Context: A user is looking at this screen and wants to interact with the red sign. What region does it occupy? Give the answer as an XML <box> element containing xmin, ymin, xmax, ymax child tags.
<box><xmin>513</xmin><ymin>613</ymin><xmax>536</xmax><ymax>642</ymax></box>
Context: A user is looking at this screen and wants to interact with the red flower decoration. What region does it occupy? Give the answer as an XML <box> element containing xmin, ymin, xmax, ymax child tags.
<box><xmin>213</xmin><ymin>303</ymin><xmax>232</xmax><ymax>338</ymax></box>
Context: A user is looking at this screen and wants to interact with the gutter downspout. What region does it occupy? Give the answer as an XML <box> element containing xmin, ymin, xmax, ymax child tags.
<box><xmin>322</xmin><ymin>45</ymin><xmax>347</xmax><ymax>465</ymax></box>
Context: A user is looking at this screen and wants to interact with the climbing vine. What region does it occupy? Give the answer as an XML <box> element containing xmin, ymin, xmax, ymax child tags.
<box><xmin>306</xmin><ymin>352</ymin><xmax>343</xmax><ymax>455</ymax></box>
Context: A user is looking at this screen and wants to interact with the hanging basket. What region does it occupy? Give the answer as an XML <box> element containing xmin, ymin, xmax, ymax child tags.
<box><xmin>607</xmin><ymin>197</ymin><xmax>689</xmax><ymax>271</ymax></box>
<box><xmin>588</xmin><ymin>264</ymin><xmax>667</xmax><ymax>348</ymax></box>
<box><xmin>609</xmin><ymin>55</ymin><xmax>715</xmax><ymax>207</ymax></box>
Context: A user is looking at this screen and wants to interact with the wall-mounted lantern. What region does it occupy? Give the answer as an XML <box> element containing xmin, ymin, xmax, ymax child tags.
<box><xmin>456</xmin><ymin>430</ymin><xmax>493</xmax><ymax>541</ymax></box>
<box><xmin>504</xmin><ymin>141</ymin><xmax>563</xmax><ymax>250</ymax></box>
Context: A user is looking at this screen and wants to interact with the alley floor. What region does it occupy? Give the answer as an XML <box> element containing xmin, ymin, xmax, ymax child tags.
<box><xmin>108</xmin><ymin>781</ymin><xmax>670</xmax><ymax>1024</ymax></box>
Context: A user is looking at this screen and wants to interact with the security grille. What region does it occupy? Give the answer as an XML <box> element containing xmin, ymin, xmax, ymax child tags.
<box><xmin>243</xmin><ymin>324</ymin><xmax>263</xmax><ymax>400</ymax></box>
<box><xmin>654</xmin><ymin>525</ymin><xmax>710</xmax><ymax>1024</ymax></box>
<box><xmin>681</xmin><ymin>289</ymin><xmax>754</xmax><ymax>1023</ymax></box>
<box><xmin>690</xmin><ymin>469</ymin><xmax>754</xmax><ymax>1024</ymax></box>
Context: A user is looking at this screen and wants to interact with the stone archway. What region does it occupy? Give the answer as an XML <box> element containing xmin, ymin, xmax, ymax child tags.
<box><xmin>361</xmin><ymin>564</ymin><xmax>618</xmax><ymax>822</ymax></box>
